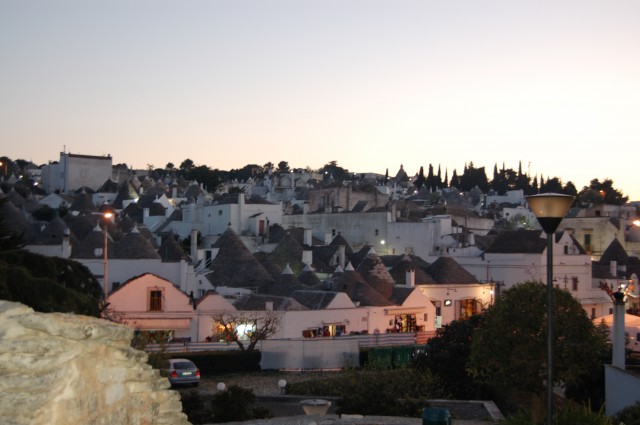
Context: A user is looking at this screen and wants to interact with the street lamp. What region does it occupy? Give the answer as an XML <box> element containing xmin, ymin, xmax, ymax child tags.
<box><xmin>525</xmin><ymin>193</ymin><xmax>574</xmax><ymax>425</ymax></box>
<box><xmin>102</xmin><ymin>212</ymin><xmax>113</xmax><ymax>297</ymax></box>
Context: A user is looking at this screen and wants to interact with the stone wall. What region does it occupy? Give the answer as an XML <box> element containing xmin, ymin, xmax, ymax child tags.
<box><xmin>0</xmin><ymin>301</ymin><xmax>190</xmax><ymax>425</ymax></box>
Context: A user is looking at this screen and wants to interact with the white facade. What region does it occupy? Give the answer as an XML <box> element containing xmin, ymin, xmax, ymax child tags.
<box><xmin>283</xmin><ymin>211</ymin><xmax>391</xmax><ymax>250</ymax></box>
<box><xmin>454</xmin><ymin>232</ymin><xmax>609</xmax><ymax>318</ymax></box>
<box><xmin>387</xmin><ymin>215</ymin><xmax>456</xmax><ymax>258</ymax></box>
<box><xmin>168</xmin><ymin>195</ymin><xmax>283</xmax><ymax>241</ymax></box>
<box><xmin>485</xmin><ymin>189</ymin><xmax>526</xmax><ymax>208</ymax></box>
<box><xmin>41</xmin><ymin>153</ymin><xmax>112</xmax><ymax>194</ymax></box>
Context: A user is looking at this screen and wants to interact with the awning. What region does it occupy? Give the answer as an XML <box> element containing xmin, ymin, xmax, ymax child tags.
<box><xmin>129</xmin><ymin>318</ymin><xmax>191</xmax><ymax>330</ymax></box>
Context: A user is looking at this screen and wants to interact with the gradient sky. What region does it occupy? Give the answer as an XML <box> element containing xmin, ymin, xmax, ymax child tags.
<box><xmin>1</xmin><ymin>1</ymin><xmax>639</xmax><ymax>200</ymax></box>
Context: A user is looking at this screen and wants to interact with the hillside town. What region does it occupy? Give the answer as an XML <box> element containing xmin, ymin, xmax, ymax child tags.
<box><xmin>1</xmin><ymin>152</ymin><xmax>639</xmax><ymax>355</ymax></box>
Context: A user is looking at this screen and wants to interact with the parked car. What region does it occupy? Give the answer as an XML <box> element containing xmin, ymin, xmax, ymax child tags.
<box><xmin>165</xmin><ymin>358</ymin><xmax>200</xmax><ymax>387</ymax></box>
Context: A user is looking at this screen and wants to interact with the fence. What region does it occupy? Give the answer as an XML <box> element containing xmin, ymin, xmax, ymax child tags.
<box><xmin>145</xmin><ymin>331</ymin><xmax>436</xmax><ymax>353</ymax></box>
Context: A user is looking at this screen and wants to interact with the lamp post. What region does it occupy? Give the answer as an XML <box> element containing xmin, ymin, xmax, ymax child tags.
<box><xmin>525</xmin><ymin>193</ymin><xmax>574</xmax><ymax>425</ymax></box>
<box><xmin>102</xmin><ymin>212</ymin><xmax>113</xmax><ymax>297</ymax></box>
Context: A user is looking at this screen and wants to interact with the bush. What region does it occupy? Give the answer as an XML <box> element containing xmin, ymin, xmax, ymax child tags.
<box><xmin>287</xmin><ymin>368</ymin><xmax>449</xmax><ymax>417</ymax></box>
<box><xmin>211</xmin><ymin>385</ymin><xmax>272</xmax><ymax>423</ymax></box>
<box><xmin>613</xmin><ymin>400</ymin><xmax>640</xmax><ymax>425</ymax></box>
<box><xmin>498</xmin><ymin>403</ymin><xmax>612</xmax><ymax>425</ymax></box>
<box><xmin>179</xmin><ymin>390</ymin><xmax>212</xmax><ymax>425</ymax></box>
<box><xmin>173</xmin><ymin>351</ymin><xmax>261</xmax><ymax>375</ymax></box>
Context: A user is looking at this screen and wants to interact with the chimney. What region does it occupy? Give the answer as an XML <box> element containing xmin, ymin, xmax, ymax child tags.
<box><xmin>143</xmin><ymin>208</ymin><xmax>150</xmax><ymax>218</ymax></box>
<box><xmin>406</xmin><ymin>268</ymin><xmax>415</xmax><ymax>287</ymax></box>
<box><xmin>190</xmin><ymin>229</ymin><xmax>198</xmax><ymax>262</ymax></box>
<box><xmin>612</xmin><ymin>291</ymin><xmax>626</xmax><ymax>369</ymax></box>
<box><xmin>303</xmin><ymin>202</ymin><xmax>309</xmax><ymax>214</ymax></box>
<box><xmin>303</xmin><ymin>228</ymin><xmax>312</xmax><ymax>246</ymax></box>
<box><xmin>338</xmin><ymin>245</ymin><xmax>346</xmax><ymax>269</ymax></box>
<box><xmin>172</xmin><ymin>184</ymin><xmax>177</xmax><ymax>199</ymax></box>
<box><xmin>302</xmin><ymin>250</ymin><xmax>312</xmax><ymax>266</ymax></box>
<box><xmin>62</xmin><ymin>228</ymin><xmax>71</xmax><ymax>258</ymax></box>
<box><xmin>610</xmin><ymin>260</ymin><xmax>618</xmax><ymax>277</ymax></box>
<box><xmin>468</xmin><ymin>232</ymin><xmax>476</xmax><ymax>246</ymax></box>
<box><xmin>266</xmin><ymin>301</ymin><xmax>274</xmax><ymax>311</ymax></box>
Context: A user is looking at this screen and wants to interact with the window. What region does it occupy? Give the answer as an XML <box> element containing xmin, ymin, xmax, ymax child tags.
<box><xmin>149</xmin><ymin>290</ymin><xmax>163</xmax><ymax>311</ymax></box>
<box><xmin>584</xmin><ymin>233</ymin><xmax>592</xmax><ymax>252</ymax></box>
<box><xmin>332</xmin><ymin>229</ymin><xmax>336</xmax><ymax>237</ymax></box>
<box><xmin>433</xmin><ymin>301</ymin><xmax>442</xmax><ymax>317</ymax></box>
<box><xmin>375</xmin><ymin>229</ymin><xmax>379</xmax><ymax>236</ymax></box>
<box><xmin>591</xmin><ymin>308</ymin><xmax>596</xmax><ymax>319</ymax></box>
<box><xmin>218</xmin><ymin>210</ymin><xmax>222</xmax><ymax>215</ymax></box>
<box><xmin>572</xmin><ymin>277</ymin><xmax>578</xmax><ymax>291</ymax></box>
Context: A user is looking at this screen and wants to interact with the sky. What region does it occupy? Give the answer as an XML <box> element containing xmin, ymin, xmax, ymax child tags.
<box><xmin>1</xmin><ymin>1</ymin><xmax>639</xmax><ymax>200</ymax></box>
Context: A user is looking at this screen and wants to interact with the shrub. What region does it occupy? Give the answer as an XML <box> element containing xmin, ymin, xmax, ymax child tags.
<box><xmin>498</xmin><ymin>403</ymin><xmax>612</xmax><ymax>425</ymax></box>
<box><xmin>287</xmin><ymin>368</ymin><xmax>448</xmax><ymax>417</ymax></box>
<box><xmin>179</xmin><ymin>390</ymin><xmax>212</xmax><ymax>425</ymax></box>
<box><xmin>211</xmin><ymin>385</ymin><xmax>272</xmax><ymax>423</ymax></box>
<box><xmin>613</xmin><ymin>400</ymin><xmax>640</xmax><ymax>425</ymax></box>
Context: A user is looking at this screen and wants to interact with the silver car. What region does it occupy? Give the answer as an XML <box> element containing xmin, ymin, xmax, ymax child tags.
<box><xmin>165</xmin><ymin>358</ymin><xmax>200</xmax><ymax>387</ymax></box>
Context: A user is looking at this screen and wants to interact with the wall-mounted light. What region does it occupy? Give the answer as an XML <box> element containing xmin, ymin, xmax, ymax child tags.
<box><xmin>444</xmin><ymin>299</ymin><xmax>452</xmax><ymax>306</ymax></box>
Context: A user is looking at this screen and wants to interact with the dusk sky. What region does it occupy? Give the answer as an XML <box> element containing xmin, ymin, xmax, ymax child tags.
<box><xmin>1</xmin><ymin>1</ymin><xmax>639</xmax><ymax>200</ymax></box>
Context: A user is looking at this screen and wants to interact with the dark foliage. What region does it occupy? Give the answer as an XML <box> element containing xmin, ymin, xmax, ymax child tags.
<box><xmin>0</xmin><ymin>250</ymin><xmax>102</xmax><ymax>316</ymax></box>
<box><xmin>416</xmin><ymin>314</ymin><xmax>485</xmax><ymax>399</ymax></box>
<box><xmin>286</xmin><ymin>369</ymin><xmax>448</xmax><ymax>417</ymax></box>
<box><xmin>173</xmin><ymin>351</ymin><xmax>261</xmax><ymax>376</ymax></box>
<box><xmin>211</xmin><ymin>385</ymin><xmax>271</xmax><ymax>423</ymax></box>
<box><xmin>179</xmin><ymin>390</ymin><xmax>213</xmax><ymax>425</ymax></box>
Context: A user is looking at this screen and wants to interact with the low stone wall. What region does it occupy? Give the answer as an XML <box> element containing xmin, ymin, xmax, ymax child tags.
<box><xmin>0</xmin><ymin>301</ymin><xmax>190</xmax><ymax>425</ymax></box>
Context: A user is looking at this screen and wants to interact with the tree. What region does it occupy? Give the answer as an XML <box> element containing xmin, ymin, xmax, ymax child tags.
<box><xmin>0</xmin><ymin>250</ymin><xmax>103</xmax><ymax>316</ymax></box>
<box><xmin>319</xmin><ymin>160</ymin><xmax>349</xmax><ymax>183</ymax></box>
<box><xmin>416</xmin><ymin>314</ymin><xmax>483</xmax><ymax>399</ymax></box>
<box><xmin>578</xmin><ymin>178</ymin><xmax>628</xmax><ymax>206</ymax></box>
<box><xmin>0</xmin><ymin>198</ymin><xmax>25</xmax><ymax>251</ymax></box>
<box><xmin>276</xmin><ymin>161</ymin><xmax>290</xmax><ymax>173</ymax></box>
<box><xmin>414</xmin><ymin>166</ymin><xmax>426</xmax><ymax>189</ymax></box>
<box><xmin>468</xmin><ymin>281</ymin><xmax>609</xmax><ymax>417</ymax></box>
<box><xmin>212</xmin><ymin>310</ymin><xmax>281</xmax><ymax>351</ymax></box>
<box><xmin>180</xmin><ymin>158</ymin><xmax>195</xmax><ymax>171</ymax></box>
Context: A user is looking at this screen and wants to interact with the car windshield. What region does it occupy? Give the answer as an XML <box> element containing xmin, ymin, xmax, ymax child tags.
<box><xmin>173</xmin><ymin>361</ymin><xmax>195</xmax><ymax>370</ymax></box>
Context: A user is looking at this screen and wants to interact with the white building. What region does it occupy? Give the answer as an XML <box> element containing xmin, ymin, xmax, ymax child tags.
<box><xmin>41</xmin><ymin>152</ymin><xmax>113</xmax><ymax>194</ymax></box>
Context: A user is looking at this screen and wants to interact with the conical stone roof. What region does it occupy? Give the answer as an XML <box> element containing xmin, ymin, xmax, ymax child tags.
<box><xmin>207</xmin><ymin>228</ymin><xmax>274</xmax><ymax>290</ymax></box>
<box><xmin>356</xmin><ymin>249</ymin><xmax>396</xmax><ymax>299</ymax></box>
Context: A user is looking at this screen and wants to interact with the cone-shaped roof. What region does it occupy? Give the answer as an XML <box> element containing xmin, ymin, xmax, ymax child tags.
<box><xmin>69</xmin><ymin>192</ymin><xmax>96</xmax><ymax>213</ymax></box>
<box><xmin>158</xmin><ymin>233</ymin><xmax>187</xmax><ymax>262</ymax></box>
<box><xmin>260</xmin><ymin>271</ymin><xmax>305</xmax><ymax>297</ymax></box>
<box><xmin>332</xmin><ymin>269</ymin><xmax>392</xmax><ymax>306</ymax></box>
<box><xmin>207</xmin><ymin>227</ymin><xmax>274</xmax><ymax>289</ymax></box>
<box><xmin>268</xmin><ymin>232</ymin><xmax>304</xmax><ymax>273</ymax></box>
<box><xmin>599</xmin><ymin>238</ymin><xmax>629</xmax><ymax>266</ymax></box>
<box><xmin>34</xmin><ymin>216</ymin><xmax>68</xmax><ymax>245</ymax></box>
<box><xmin>329</xmin><ymin>233</ymin><xmax>354</xmax><ymax>256</ymax></box>
<box><xmin>298</xmin><ymin>264</ymin><xmax>321</xmax><ymax>287</ymax></box>
<box><xmin>73</xmin><ymin>224</ymin><xmax>114</xmax><ymax>259</ymax></box>
<box><xmin>426</xmin><ymin>257</ymin><xmax>479</xmax><ymax>284</ymax></box>
<box><xmin>356</xmin><ymin>250</ymin><xmax>396</xmax><ymax>299</ymax></box>
<box><xmin>115</xmin><ymin>227</ymin><xmax>161</xmax><ymax>259</ymax></box>
<box><xmin>387</xmin><ymin>254</ymin><xmax>436</xmax><ymax>285</ymax></box>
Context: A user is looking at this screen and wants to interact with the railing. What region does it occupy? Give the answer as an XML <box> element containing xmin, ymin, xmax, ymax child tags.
<box><xmin>144</xmin><ymin>331</ymin><xmax>436</xmax><ymax>353</ymax></box>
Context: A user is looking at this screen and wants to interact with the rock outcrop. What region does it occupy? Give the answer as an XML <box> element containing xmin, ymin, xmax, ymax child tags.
<box><xmin>0</xmin><ymin>301</ymin><xmax>190</xmax><ymax>425</ymax></box>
